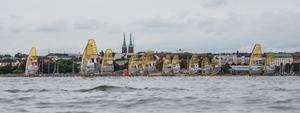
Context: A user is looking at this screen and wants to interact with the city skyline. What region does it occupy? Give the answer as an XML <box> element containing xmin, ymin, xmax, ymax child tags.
<box><xmin>1</xmin><ymin>0</ymin><xmax>300</xmax><ymax>55</ymax></box>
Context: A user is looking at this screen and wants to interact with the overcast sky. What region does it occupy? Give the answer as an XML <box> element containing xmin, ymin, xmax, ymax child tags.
<box><xmin>0</xmin><ymin>0</ymin><xmax>300</xmax><ymax>55</ymax></box>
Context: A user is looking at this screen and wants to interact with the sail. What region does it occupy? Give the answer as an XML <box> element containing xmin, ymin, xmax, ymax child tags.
<box><xmin>141</xmin><ymin>51</ymin><xmax>156</xmax><ymax>74</ymax></box>
<box><xmin>25</xmin><ymin>47</ymin><xmax>38</xmax><ymax>75</ymax></box>
<box><xmin>249</xmin><ymin>44</ymin><xmax>263</xmax><ymax>65</ymax></box>
<box><xmin>172</xmin><ymin>55</ymin><xmax>181</xmax><ymax>74</ymax></box>
<box><xmin>162</xmin><ymin>55</ymin><xmax>172</xmax><ymax>74</ymax></box>
<box><xmin>80</xmin><ymin>39</ymin><xmax>100</xmax><ymax>74</ymax></box>
<box><xmin>128</xmin><ymin>54</ymin><xmax>140</xmax><ymax>75</ymax></box>
<box><xmin>211</xmin><ymin>56</ymin><xmax>221</xmax><ymax>75</ymax></box>
<box><xmin>101</xmin><ymin>48</ymin><xmax>114</xmax><ymax>74</ymax></box>
<box><xmin>266</xmin><ymin>52</ymin><xmax>273</xmax><ymax>66</ymax></box>
<box><xmin>264</xmin><ymin>52</ymin><xmax>275</xmax><ymax>75</ymax></box>
<box><xmin>189</xmin><ymin>54</ymin><xmax>200</xmax><ymax>74</ymax></box>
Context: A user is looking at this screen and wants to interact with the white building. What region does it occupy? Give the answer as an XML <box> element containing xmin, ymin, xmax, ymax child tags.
<box><xmin>271</xmin><ymin>53</ymin><xmax>293</xmax><ymax>66</ymax></box>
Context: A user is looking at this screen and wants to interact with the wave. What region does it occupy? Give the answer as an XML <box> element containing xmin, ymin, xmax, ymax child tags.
<box><xmin>5</xmin><ymin>89</ymin><xmax>67</xmax><ymax>93</ymax></box>
<box><xmin>77</xmin><ymin>85</ymin><xmax>187</xmax><ymax>92</ymax></box>
<box><xmin>77</xmin><ymin>85</ymin><xmax>139</xmax><ymax>92</ymax></box>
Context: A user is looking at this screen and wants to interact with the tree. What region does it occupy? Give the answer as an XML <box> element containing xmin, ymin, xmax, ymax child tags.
<box><xmin>14</xmin><ymin>53</ymin><xmax>27</xmax><ymax>59</ymax></box>
<box><xmin>221</xmin><ymin>63</ymin><xmax>231</xmax><ymax>74</ymax></box>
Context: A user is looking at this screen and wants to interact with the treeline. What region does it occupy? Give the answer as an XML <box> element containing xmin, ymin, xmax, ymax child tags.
<box><xmin>0</xmin><ymin>59</ymin><xmax>81</xmax><ymax>74</ymax></box>
<box><xmin>38</xmin><ymin>59</ymin><xmax>80</xmax><ymax>74</ymax></box>
<box><xmin>0</xmin><ymin>60</ymin><xmax>26</xmax><ymax>74</ymax></box>
<box><xmin>274</xmin><ymin>63</ymin><xmax>300</xmax><ymax>73</ymax></box>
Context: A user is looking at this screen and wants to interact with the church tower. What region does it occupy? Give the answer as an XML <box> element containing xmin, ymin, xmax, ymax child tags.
<box><xmin>122</xmin><ymin>32</ymin><xmax>127</xmax><ymax>54</ymax></box>
<box><xmin>128</xmin><ymin>32</ymin><xmax>134</xmax><ymax>53</ymax></box>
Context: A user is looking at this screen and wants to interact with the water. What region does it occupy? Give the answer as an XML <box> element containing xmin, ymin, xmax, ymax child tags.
<box><xmin>0</xmin><ymin>76</ymin><xmax>300</xmax><ymax>113</ymax></box>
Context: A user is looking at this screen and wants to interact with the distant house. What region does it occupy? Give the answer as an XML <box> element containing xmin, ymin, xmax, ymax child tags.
<box><xmin>292</xmin><ymin>52</ymin><xmax>300</xmax><ymax>63</ymax></box>
<box><xmin>271</xmin><ymin>53</ymin><xmax>293</xmax><ymax>66</ymax></box>
<box><xmin>113</xmin><ymin>53</ymin><xmax>126</xmax><ymax>60</ymax></box>
<box><xmin>214</xmin><ymin>52</ymin><xmax>251</xmax><ymax>66</ymax></box>
<box><xmin>236</xmin><ymin>52</ymin><xmax>251</xmax><ymax>65</ymax></box>
<box><xmin>46</xmin><ymin>53</ymin><xmax>74</xmax><ymax>61</ymax></box>
<box><xmin>215</xmin><ymin>53</ymin><xmax>237</xmax><ymax>65</ymax></box>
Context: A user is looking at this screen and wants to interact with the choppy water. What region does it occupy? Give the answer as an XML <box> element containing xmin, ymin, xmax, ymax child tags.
<box><xmin>0</xmin><ymin>76</ymin><xmax>300</xmax><ymax>113</ymax></box>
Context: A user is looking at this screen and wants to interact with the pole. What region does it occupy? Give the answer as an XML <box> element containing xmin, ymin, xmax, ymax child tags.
<box><xmin>47</xmin><ymin>62</ymin><xmax>50</xmax><ymax>74</ymax></box>
<box><xmin>41</xmin><ymin>58</ymin><xmax>43</xmax><ymax>74</ymax></box>
<box><xmin>57</xmin><ymin>61</ymin><xmax>59</xmax><ymax>74</ymax></box>
<box><xmin>72</xmin><ymin>61</ymin><xmax>75</xmax><ymax>73</ymax></box>
<box><xmin>53</xmin><ymin>61</ymin><xmax>56</xmax><ymax>74</ymax></box>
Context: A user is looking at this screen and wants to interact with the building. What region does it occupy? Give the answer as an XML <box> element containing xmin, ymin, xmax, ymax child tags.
<box><xmin>128</xmin><ymin>32</ymin><xmax>134</xmax><ymax>53</ymax></box>
<box><xmin>46</xmin><ymin>53</ymin><xmax>74</xmax><ymax>61</ymax></box>
<box><xmin>121</xmin><ymin>32</ymin><xmax>135</xmax><ymax>54</ymax></box>
<box><xmin>122</xmin><ymin>33</ymin><xmax>127</xmax><ymax>54</ymax></box>
<box><xmin>215</xmin><ymin>53</ymin><xmax>237</xmax><ymax>65</ymax></box>
<box><xmin>214</xmin><ymin>52</ymin><xmax>251</xmax><ymax>66</ymax></box>
<box><xmin>292</xmin><ymin>52</ymin><xmax>300</xmax><ymax>63</ymax></box>
<box><xmin>271</xmin><ymin>52</ymin><xmax>293</xmax><ymax>66</ymax></box>
<box><xmin>236</xmin><ymin>52</ymin><xmax>251</xmax><ymax>65</ymax></box>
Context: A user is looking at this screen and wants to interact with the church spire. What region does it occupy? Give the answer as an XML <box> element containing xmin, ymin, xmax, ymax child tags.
<box><xmin>122</xmin><ymin>32</ymin><xmax>127</xmax><ymax>47</ymax></box>
<box><xmin>128</xmin><ymin>32</ymin><xmax>134</xmax><ymax>53</ymax></box>
<box><xmin>129</xmin><ymin>32</ymin><xmax>133</xmax><ymax>47</ymax></box>
<box><xmin>122</xmin><ymin>32</ymin><xmax>127</xmax><ymax>53</ymax></box>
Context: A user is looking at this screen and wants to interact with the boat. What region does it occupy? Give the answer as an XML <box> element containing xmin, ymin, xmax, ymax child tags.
<box><xmin>189</xmin><ymin>54</ymin><xmax>200</xmax><ymax>74</ymax></box>
<box><xmin>264</xmin><ymin>52</ymin><xmax>275</xmax><ymax>75</ymax></box>
<box><xmin>162</xmin><ymin>55</ymin><xmax>172</xmax><ymax>75</ymax></box>
<box><xmin>211</xmin><ymin>56</ymin><xmax>221</xmax><ymax>75</ymax></box>
<box><xmin>25</xmin><ymin>47</ymin><xmax>38</xmax><ymax>75</ymax></box>
<box><xmin>128</xmin><ymin>54</ymin><xmax>141</xmax><ymax>76</ymax></box>
<box><xmin>172</xmin><ymin>55</ymin><xmax>181</xmax><ymax>74</ymax></box>
<box><xmin>80</xmin><ymin>39</ymin><xmax>100</xmax><ymax>74</ymax></box>
<box><xmin>101</xmin><ymin>48</ymin><xmax>114</xmax><ymax>75</ymax></box>
<box><xmin>141</xmin><ymin>51</ymin><xmax>156</xmax><ymax>75</ymax></box>
<box><xmin>231</xmin><ymin>44</ymin><xmax>274</xmax><ymax>75</ymax></box>
<box><xmin>201</xmin><ymin>57</ymin><xmax>221</xmax><ymax>75</ymax></box>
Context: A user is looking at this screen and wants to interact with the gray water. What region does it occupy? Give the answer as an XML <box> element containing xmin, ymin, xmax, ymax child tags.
<box><xmin>0</xmin><ymin>76</ymin><xmax>300</xmax><ymax>113</ymax></box>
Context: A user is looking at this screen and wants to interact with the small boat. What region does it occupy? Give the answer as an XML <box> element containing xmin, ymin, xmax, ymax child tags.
<box><xmin>101</xmin><ymin>48</ymin><xmax>114</xmax><ymax>75</ymax></box>
<box><xmin>172</xmin><ymin>55</ymin><xmax>181</xmax><ymax>74</ymax></box>
<box><xmin>189</xmin><ymin>54</ymin><xmax>200</xmax><ymax>75</ymax></box>
<box><xmin>25</xmin><ymin>47</ymin><xmax>38</xmax><ymax>75</ymax></box>
<box><xmin>80</xmin><ymin>39</ymin><xmax>100</xmax><ymax>74</ymax></box>
<box><xmin>162</xmin><ymin>55</ymin><xmax>172</xmax><ymax>75</ymax></box>
<box><xmin>128</xmin><ymin>54</ymin><xmax>141</xmax><ymax>76</ymax></box>
<box><xmin>141</xmin><ymin>51</ymin><xmax>156</xmax><ymax>75</ymax></box>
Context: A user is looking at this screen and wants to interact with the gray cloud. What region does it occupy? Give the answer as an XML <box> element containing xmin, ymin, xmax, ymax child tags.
<box><xmin>73</xmin><ymin>19</ymin><xmax>106</xmax><ymax>30</ymax></box>
<box><xmin>134</xmin><ymin>17</ymin><xmax>186</xmax><ymax>34</ymax></box>
<box><xmin>10</xmin><ymin>27</ymin><xmax>25</xmax><ymax>33</ymax></box>
<box><xmin>0</xmin><ymin>0</ymin><xmax>300</xmax><ymax>54</ymax></box>
<box><xmin>131</xmin><ymin>11</ymin><xmax>300</xmax><ymax>52</ymax></box>
<box><xmin>202</xmin><ymin>0</ymin><xmax>227</xmax><ymax>7</ymax></box>
<box><xmin>34</xmin><ymin>20</ymin><xmax>68</xmax><ymax>32</ymax></box>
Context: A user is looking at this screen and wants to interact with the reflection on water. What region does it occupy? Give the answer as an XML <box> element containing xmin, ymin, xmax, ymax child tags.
<box><xmin>0</xmin><ymin>76</ymin><xmax>300</xmax><ymax>113</ymax></box>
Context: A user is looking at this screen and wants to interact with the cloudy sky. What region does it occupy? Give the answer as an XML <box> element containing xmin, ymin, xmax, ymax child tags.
<box><xmin>0</xmin><ymin>0</ymin><xmax>300</xmax><ymax>55</ymax></box>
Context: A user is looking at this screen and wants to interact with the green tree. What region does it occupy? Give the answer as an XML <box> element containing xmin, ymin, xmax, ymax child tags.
<box><xmin>220</xmin><ymin>63</ymin><xmax>231</xmax><ymax>74</ymax></box>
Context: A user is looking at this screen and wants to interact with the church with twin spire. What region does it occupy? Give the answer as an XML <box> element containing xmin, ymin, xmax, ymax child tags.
<box><xmin>122</xmin><ymin>32</ymin><xmax>134</xmax><ymax>54</ymax></box>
